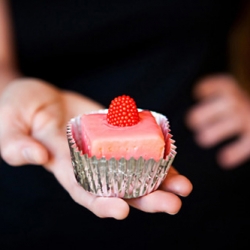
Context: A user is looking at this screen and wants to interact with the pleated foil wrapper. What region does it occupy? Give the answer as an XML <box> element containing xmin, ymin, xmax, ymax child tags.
<box><xmin>67</xmin><ymin>109</ymin><xmax>176</xmax><ymax>199</ymax></box>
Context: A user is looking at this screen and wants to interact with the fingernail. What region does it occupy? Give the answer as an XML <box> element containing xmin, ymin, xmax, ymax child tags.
<box><xmin>22</xmin><ymin>148</ymin><xmax>37</xmax><ymax>164</ymax></box>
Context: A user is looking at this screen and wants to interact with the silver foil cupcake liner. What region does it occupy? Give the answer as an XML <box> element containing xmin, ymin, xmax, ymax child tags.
<box><xmin>67</xmin><ymin>109</ymin><xmax>176</xmax><ymax>199</ymax></box>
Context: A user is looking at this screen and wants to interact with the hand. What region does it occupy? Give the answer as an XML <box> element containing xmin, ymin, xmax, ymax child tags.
<box><xmin>0</xmin><ymin>78</ymin><xmax>192</xmax><ymax>219</ymax></box>
<box><xmin>186</xmin><ymin>74</ymin><xmax>250</xmax><ymax>169</ymax></box>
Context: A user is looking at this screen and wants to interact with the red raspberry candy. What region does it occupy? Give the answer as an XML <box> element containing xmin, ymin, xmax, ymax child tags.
<box><xmin>107</xmin><ymin>95</ymin><xmax>140</xmax><ymax>127</ymax></box>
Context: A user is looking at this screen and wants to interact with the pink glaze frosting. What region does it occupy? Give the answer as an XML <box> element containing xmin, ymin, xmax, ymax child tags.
<box><xmin>81</xmin><ymin>110</ymin><xmax>165</xmax><ymax>160</ymax></box>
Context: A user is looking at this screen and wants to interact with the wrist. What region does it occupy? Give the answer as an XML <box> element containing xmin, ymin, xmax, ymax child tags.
<box><xmin>0</xmin><ymin>67</ymin><xmax>22</xmax><ymax>95</ymax></box>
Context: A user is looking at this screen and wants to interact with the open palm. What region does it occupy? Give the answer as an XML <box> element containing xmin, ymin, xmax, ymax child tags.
<box><xmin>0</xmin><ymin>78</ymin><xmax>192</xmax><ymax>219</ymax></box>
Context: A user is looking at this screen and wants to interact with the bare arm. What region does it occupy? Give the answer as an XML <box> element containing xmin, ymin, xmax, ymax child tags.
<box><xmin>0</xmin><ymin>0</ymin><xmax>21</xmax><ymax>92</ymax></box>
<box><xmin>0</xmin><ymin>0</ymin><xmax>192</xmax><ymax>219</ymax></box>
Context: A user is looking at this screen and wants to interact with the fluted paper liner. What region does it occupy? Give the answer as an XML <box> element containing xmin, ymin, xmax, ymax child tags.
<box><xmin>67</xmin><ymin>109</ymin><xmax>176</xmax><ymax>198</ymax></box>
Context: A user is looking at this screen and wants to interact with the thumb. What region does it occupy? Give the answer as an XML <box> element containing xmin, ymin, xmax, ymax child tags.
<box><xmin>0</xmin><ymin>121</ymin><xmax>49</xmax><ymax>166</ymax></box>
<box><xmin>0</xmin><ymin>79</ymin><xmax>54</xmax><ymax>166</ymax></box>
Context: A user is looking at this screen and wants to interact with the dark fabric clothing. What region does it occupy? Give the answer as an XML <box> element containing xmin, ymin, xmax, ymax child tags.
<box><xmin>1</xmin><ymin>0</ymin><xmax>250</xmax><ymax>249</ymax></box>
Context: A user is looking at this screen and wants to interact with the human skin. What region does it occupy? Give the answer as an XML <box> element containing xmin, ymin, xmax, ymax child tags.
<box><xmin>0</xmin><ymin>78</ymin><xmax>193</xmax><ymax>219</ymax></box>
<box><xmin>186</xmin><ymin>74</ymin><xmax>250</xmax><ymax>169</ymax></box>
<box><xmin>0</xmin><ymin>0</ymin><xmax>193</xmax><ymax>219</ymax></box>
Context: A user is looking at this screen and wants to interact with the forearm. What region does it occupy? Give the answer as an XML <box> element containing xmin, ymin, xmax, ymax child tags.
<box><xmin>0</xmin><ymin>0</ymin><xmax>22</xmax><ymax>94</ymax></box>
<box><xmin>0</xmin><ymin>66</ymin><xmax>21</xmax><ymax>95</ymax></box>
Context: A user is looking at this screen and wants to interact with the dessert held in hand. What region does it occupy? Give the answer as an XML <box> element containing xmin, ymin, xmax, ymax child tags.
<box><xmin>67</xmin><ymin>95</ymin><xmax>176</xmax><ymax>198</ymax></box>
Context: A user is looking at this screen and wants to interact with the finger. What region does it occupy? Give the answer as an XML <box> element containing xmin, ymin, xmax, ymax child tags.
<box><xmin>71</xmin><ymin>184</ymin><xmax>130</xmax><ymax>219</ymax></box>
<box><xmin>217</xmin><ymin>134</ymin><xmax>250</xmax><ymax>169</ymax></box>
<box><xmin>127</xmin><ymin>190</ymin><xmax>182</xmax><ymax>215</ymax></box>
<box><xmin>42</xmin><ymin>131</ymin><xmax>130</xmax><ymax>219</ymax></box>
<box><xmin>0</xmin><ymin>117</ymin><xmax>49</xmax><ymax>166</ymax></box>
<box><xmin>186</xmin><ymin>97</ymin><xmax>229</xmax><ymax>131</ymax></box>
<box><xmin>0</xmin><ymin>79</ymin><xmax>60</xmax><ymax>166</ymax></box>
<box><xmin>53</xmin><ymin>157</ymin><xmax>130</xmax><ymax>219</ymax></box>
<box><xmin>193</xmin><ymin>74</ymin><xmax>237</xmax><ymax>100</ymax></box>
<box><xmin>49</xmin><ymin>132</ymin><xmax>188</xmax><ymax>218</ymax></box>
<box><xmin>160</xmin><ymin>169</ymin><xmax>193</xmax><ymax>197</ymax></box>
<box><xmin>194</xmin><ymin>115</ymin><xmax>242</xmax><ymax>147</ymax></box>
